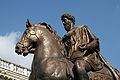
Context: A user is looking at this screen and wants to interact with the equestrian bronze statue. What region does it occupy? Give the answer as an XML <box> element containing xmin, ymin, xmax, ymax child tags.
<box><xmin>15</xmin><ymin>18</ymin><xmax>120</xmax><ymax>80</ymax></box>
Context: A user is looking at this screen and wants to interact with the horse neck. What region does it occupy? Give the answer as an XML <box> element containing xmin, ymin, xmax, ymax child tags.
<box><xmin>35</xmin><ymin>29</ymin><xmax>63</xmax><ymax>59</ymax></box>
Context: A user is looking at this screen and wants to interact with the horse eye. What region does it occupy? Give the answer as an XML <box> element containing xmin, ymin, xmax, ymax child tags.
<box><xmin>30</xmin><ymin>30</ymin><xmax>35</xmax><ymax>34</ymax></box>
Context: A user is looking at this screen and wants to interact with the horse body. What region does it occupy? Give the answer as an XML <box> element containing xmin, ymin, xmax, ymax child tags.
<box><xmin>15</xmin><ymin>21</ymin><xmax>74</xmax><ymax>80</ymax></box>
<box><xmin>15</xmin><ymin>20</ymin><xmax>120</xmax><ymax>80</ymax></box>
<box><xmin>30</xmin><ymin>27</ymin><xmax>73</xmax><ymax>80</ymax></box>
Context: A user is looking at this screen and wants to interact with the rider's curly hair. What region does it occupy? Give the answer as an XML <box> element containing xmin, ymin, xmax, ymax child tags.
<box><xmin>61</xmin><ymin>13</ymin><xmax>75</xmax><ymax>25</ymax></box>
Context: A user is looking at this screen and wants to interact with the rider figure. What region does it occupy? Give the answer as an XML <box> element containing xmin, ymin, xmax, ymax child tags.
<box><xmin>61</xmin><ymin>13</ymin><xmax>104</xmax><ymax>80</ymax></box>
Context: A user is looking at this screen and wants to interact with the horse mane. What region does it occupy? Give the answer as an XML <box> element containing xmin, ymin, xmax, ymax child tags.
<box><xmin>40</xmin><ymin>23</ymin><xmax>57</xmax><ymax>36</ymax></box>
<box><xmin>33</xmin><ymin>22</ymin><xmax>57</xmax><ymax>37</ymax></box>
<box><xmin>39</xmin><ymin>22</ymin><xmax>66</xmax><ymax>56</ymax></box>
<box><xmin>36</xmin><ymin>22</ymin><xmax>61</xmax><ymax>41</ymax></box>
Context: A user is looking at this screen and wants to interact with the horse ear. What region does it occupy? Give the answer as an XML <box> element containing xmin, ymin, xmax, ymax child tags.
<box><xmin>26</xmin><ymin>19</ymin><xmax>32</xmax><ymax>28</ymax></box>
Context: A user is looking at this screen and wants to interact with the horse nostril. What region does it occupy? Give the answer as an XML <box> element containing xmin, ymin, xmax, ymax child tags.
<box><xmin>15</xmin><ymin>46</ymin><xmax>19</xmax><ymax>53</ymax></box>
<box><xmin>15</xmin><ymin>43</ymin><xmax>23</xmax><ymax>54</ymax></box>
<box><xmin>16</xmin><ymin>45</ymin><xmax>19</xmax><ymax>49</ymax></box>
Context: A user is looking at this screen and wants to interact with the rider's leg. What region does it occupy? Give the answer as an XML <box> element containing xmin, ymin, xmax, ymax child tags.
<box><xmin>73</xmin><ymin>59</ymin><xmax>91</xmax><ymax>80</ymax></box>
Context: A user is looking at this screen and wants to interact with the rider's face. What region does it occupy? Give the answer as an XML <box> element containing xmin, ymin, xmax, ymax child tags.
<box><xmin>62</xmin><ymin>17</ymin><xmax>73</xmax><ymax>32</ymax></box>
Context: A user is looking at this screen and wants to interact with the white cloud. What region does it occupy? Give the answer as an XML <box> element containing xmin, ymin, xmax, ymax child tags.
<box><xmin>0</xmin><ymin>32</ymin><xmax>33</xmax><ymax>69</ymax></box>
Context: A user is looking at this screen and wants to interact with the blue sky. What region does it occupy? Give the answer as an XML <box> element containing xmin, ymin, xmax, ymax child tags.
<box><xmin>0</xmin><ymin>0</ymin><xmax>120</xmax><ymax>71</ymax></box>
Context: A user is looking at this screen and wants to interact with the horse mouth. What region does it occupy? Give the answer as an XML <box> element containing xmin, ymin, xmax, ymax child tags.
<box><xmin>22</xmin><ymin>48</ymin><xmax>29</xmax><ymax>56</ymax></box>
<box><xmin>15</xmin><ymin>42</ymin><xmax>36</xmax><ymax>56</ymax></box>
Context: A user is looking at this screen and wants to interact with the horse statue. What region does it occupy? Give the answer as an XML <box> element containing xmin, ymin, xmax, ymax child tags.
<box><xmin>15</xmin><ymin>20</ymin><xmax>120</xmax><ymax>80</ymax></box>
<box><xmin>15</xmin><ymin>20</ymin><xmax>74</xmax><ymax>80</ymax></box>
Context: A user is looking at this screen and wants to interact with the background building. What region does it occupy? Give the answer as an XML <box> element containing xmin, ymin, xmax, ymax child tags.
<box><xmin>0</xmin><ymin>58</ymin><xmax>31</xmax><ymax>80</ymax></box>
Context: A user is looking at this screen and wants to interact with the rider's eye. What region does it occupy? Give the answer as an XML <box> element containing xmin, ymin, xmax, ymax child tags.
<box><xmin>62</xmin><ymin>21</ymin><xmax>65</xmax><ymax>24</ymax></box>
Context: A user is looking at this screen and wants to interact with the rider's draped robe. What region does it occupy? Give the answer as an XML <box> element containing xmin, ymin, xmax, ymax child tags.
<box><xmin>63</xmin><ymin>25</ymin><xmax>103</xmax><ymax>70</ymax></box>
<box><xmin>63</xmin><ymin>25</ymin><xmax>120</xmax><ymax>79</ymax></box>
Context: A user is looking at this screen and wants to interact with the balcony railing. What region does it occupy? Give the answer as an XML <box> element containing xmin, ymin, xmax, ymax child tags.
<box><xmin>0</xmin><ymin>58</ymin><xmax>31</xmax><ymax>77</ymax></box>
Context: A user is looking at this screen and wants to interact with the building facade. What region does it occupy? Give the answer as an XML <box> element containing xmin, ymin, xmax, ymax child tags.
<box><xmin>0</xmin><ymin>58</ymin><xmax>31</xmax><ymax>80</ymax></box>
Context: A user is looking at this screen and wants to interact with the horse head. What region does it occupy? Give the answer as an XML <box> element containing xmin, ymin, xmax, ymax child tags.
<box><xmin>15</xmin><ymin>19</ymin><xmax>61</xmax><ymax>57</ymax></box>
<box><xmin>15</xmin><ymin>19</ymin><xmax>44</xmax><ymax>56</ymax></box>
